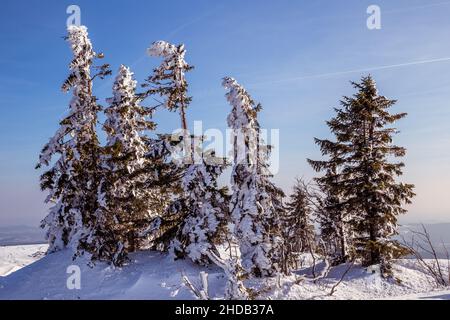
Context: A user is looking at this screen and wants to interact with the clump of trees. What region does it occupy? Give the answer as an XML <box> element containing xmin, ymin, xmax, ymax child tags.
<box><xmin>37</xmin><ymin>25</ymin><xmax>415</xmax><ymax>299</ymax></box>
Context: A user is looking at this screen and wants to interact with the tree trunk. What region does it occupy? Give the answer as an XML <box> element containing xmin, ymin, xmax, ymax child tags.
<box><xmin>369</xmin><ymin>215</ymin><xmax>379</xmax><ymax>265</ymax></box>
<box><xmin>127</xmin><ymin>232</ymin><xmax>135</xmax><ymax>252</ymax></box>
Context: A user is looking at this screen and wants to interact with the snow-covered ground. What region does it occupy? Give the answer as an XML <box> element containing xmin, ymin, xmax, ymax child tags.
<box><xmin>266</xmin><ymin>258</ymin><xmax>450</xmax><ymax>300</ymax></box>
<box><xmin>0</xmin><ymin>244</ymin><xmax>47</xmax><ymax>277</ymax></box>
<box><xmin>0</xmin><ymin>245</ymin><xmax>449</xmax><ymax>300</ymax></box>
<box><xmin>0</xmin><ymin>247</ymin><xmax>227</xmax><ymax>300</ymax></box>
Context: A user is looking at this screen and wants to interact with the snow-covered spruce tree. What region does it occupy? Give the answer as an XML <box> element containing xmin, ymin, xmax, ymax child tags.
<box><xmin>282</xmin><ymin>178</ymin><xmax>315</xmax><ymax>268</ymax></box>
<box><xmin>311</xmin><ymin>75</ymin><xmax>415</xmax><ymax>274</ymax></box>
<box><xmin>84</xmin><ymin>65</ymin><xmax>166</xmax><ymax>266</ymax></box>
<box><xmin>171</xmin><ymin>144</ymin><xmax>229</xmax><ymax>265</ymax></box>
<box><xmin>308</xmin><ymin>149</ymin><xmax>353</xmax><ymax>265</ymax></box>
<box><xmin>143</xmin><ymin>40</ymin><xmax>193</xmax><ymax>134</ymax></box>
<box><xmin>223</xmin><ymin>77</ymin><xmax>285</xmax><ymax>277</ymax></box>
<box><xmin>37</xmin><ymin>25</ymin><xmax>110</xmax><ymax>255</ymax></box>
<box><xmin>138</xmin><ymin>134</ymin><xmax>185</xmax><ymax>251</ymax></box>
<box><xmin>139</xmin><ymin>40</ymin><xmax>195</xmax><ymax>251</ymax></box>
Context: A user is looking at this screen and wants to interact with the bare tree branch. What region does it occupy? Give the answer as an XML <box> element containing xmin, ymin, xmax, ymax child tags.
<box><xmin>329</xmin><ymin>260</ymin><xmax>355</xmax><ymax>296</ymax></box>
<box><xmin>401</xmin><ymin>225</ymin><xmax>449</xmax><ymax>287</ymax></box>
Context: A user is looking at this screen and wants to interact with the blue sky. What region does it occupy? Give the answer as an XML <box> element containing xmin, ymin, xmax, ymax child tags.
<box><xmin>1</xmin><ymin>0</ymin><xmax>449</xmax><ymax>226</ymax></box>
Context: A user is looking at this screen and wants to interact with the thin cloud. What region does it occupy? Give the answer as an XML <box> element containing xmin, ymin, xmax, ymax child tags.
<box><xmin>248</xmin><ymin>57</ymin><xmax>450</xmax><ymax>87</ymax></box>
<box><xmin>165</xmin><ymin>5</ymin><xmax>223</xmax><ymax>40</ymax></box>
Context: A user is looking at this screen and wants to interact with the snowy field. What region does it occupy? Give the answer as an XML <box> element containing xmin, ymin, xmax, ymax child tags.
<box><xmin>0</xmin><ymin>244</ymin><xmax>47</xmax><ymax>277</ymax></box>
<box><xmin>0</xmin><ymin>244</ymin><xmax>449</xmax><ymax>300</ymax></box>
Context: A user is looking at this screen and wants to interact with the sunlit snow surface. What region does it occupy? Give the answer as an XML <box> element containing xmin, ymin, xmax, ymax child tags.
<box><xmin>0</xmin><ymin>245</ymin><xmax>449</xmax><ymax>300</ymax></box>
<box><xmin>0</xmin><ymin>244</ymin><xmax>47</xmax><ymax>277</ymax></box>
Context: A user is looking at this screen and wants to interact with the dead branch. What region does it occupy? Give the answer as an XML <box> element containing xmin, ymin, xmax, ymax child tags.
<box><xmin>401</xmin><ymin>224</ymin><xmax>449</xmax><ymax>287</ymax></box>
<box><xmin>329</xmin><ymin>260</ymin><xmax>355</xmax><ymax>296</ymax></box>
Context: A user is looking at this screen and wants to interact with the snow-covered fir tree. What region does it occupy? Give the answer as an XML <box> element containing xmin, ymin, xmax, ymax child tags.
<box><xmin>223</xmin><ymin>77</ymin><xmax>285</xmax><ymax>277</ymax></box>
<box><xmin>282</xmin><ymin>178</ymin><xmax>316</xmax><ymax>270</ymax></box>
<box><xmin>172</xmin><ymin>144</ymin><xmax>229</xmax><ymax>265</ymax></box>
<box><xmin>37</xmin><ymin>25</ymin><xmax>110</xmax><ymax>256</ymax></box>
<box><xmin>138</xmin><ymin>134</ymin><xmax>185</xmax><ymax>251</ymax></box>
<box><xmin>310</xmin><ymin>76</ymin><xmax>415</xmax><ymax>274</ymax></box>
<box><xmin>85</xmin><ymin>65</ymin><xmax>166</xmax><ymax>266</ymax></box>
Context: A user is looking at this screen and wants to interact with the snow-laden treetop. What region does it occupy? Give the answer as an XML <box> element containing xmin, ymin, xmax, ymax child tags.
<box><xmin>222</xmin><ymin>77</ymin><xmax>259</xmax><ymax>130</ymax></box>
<box><xmin>144</xmin><ymin>40</ymin><xmax>192</xmax><ymax>118</ymax></box>
<box><xmin>147</xmin><ymin>40</ymin><xmax>179</xmax><ymax>57</ymax></box>
<box><xmin>147</xmin><ymin>40</ymin><xmax>188</xmax><ymax>70</ymax></box>
<box><xmin>65</xmin><ymin>25</ymin><xmax>95</xmax><ymax>80</ymax></box>
<box><xmin>107</xmin><ymin>65</ymin><xmax>137</xmax><ymax>104</ymax></box>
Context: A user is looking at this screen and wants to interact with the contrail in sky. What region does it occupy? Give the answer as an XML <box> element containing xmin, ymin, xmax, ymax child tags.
<box><xmin>97</xmin><ymin>5</ymin><xmax>223</xmax><ymax>93</ymax></box>
<box><xmin>384</xmin><ymin>1</ymin><xmax>450</xmax><ymax>13</ymax></box>
<box><xmin>249</xmin><ymin>57</ymin><xmax>450</xmax><ymax>87</ymax></box>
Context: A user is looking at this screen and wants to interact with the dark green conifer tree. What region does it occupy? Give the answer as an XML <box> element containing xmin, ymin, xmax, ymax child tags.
<box><xmin>309</xmin><ymin>76</ymin><xmax>415</xmax><ymax>274</ymax></box>
<box><xmin>308</xmin><ymin>149</ymin><xmax>352</xmax><ymax>264</ymax></box>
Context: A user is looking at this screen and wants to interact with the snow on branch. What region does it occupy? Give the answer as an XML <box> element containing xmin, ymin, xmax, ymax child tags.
<box><xmin>147</xmin><ymin>40</ymin><xmax>178</xmax><ymax>57</ymax></box>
